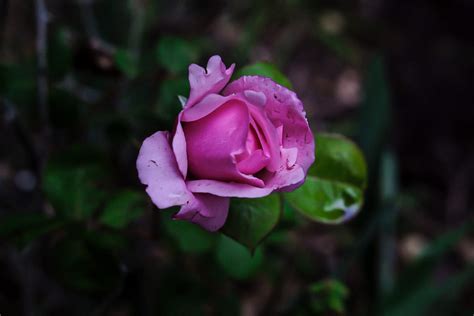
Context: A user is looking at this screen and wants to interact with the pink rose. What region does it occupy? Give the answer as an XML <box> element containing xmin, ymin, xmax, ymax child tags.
<box><xmin>137</xmin><ymin>56</ymin><xmax>314</xmax><ymax>231</ymax></box>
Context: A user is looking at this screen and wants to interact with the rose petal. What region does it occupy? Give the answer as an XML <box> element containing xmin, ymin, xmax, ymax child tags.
<box><xmin>261</xmin><ymin>164</ymin><xmax>306</xmax><ymax>191</ymax></box>
<box><xmin>136</xmin><ymin>131</ymin><xmax>193</xmax><ymax>209</ymax></box>
<box><xmin>186</xmin><ymin>55</ymin><xmax>235</xmax><ymax>108</ymax></box>
<box><xmin>276</xmin><ymin>125</ymin><xmax>284</xmax><ymax>144</ymax></box>
<box><xmin>172</xmin><ymin>112</ymin><xmax>187</xmax><ymax>177</ymax></box>
<box><xmin>247</xmin><ymin>104</ymin><xmax>281</xmax><ymax>172</ymax></box>
<box><xmin>281</xmin><ymin>147</ymin><xmax>298</xmax><ymax>168</ymax></box>
<box><xmin>183</xmin><ymin>99</ymin><xmax>264</xmax><ymax>187</ymax></box>
<box><xmin>187</xmin><ymin>179</ymin><xmax>273</xmax><ymax>198</ymax></box>
<box><xmin>174</xmin><ymin>193</ymin><xmax>230</xmax><ymax>232</ymax></box>
<box><xmin>187</xmin><ymin>165</ymin><xmax>304</xmax><ymax>198</ymax></box>
<box><xmin>181</xmin><ymin>94</ymin><xmax>236</xmax><ymax>122</ymax></box>
<box><xmin>236</xmin><ymin>149</ymin><xmax>269</xmax><ymax>174</ymax></box>
<box><xmin>243</xmin><ymin>90</ymin><xmax>266</xmax><ymax>107</ymax></box>
<box><xmin>224</xmin><ymin>76</ymin><xmax>315</xmax><ymax>174</ymax></box>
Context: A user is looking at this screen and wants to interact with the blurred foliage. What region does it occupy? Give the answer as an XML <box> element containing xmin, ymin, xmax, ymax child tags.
<box><xmin>155</xmin><ymin>36</ymin><xmax>200</xmax><ymax>74</ymax></box>
<box><xmin>0</xmin><ymin>0</ymin><xmax>472</xmax><ymax>315</ymax></box>
<box><xmin>380</xmin><ymin>223</ymin><xmax>474</xmax><ymax>316</ymax></box>
<box><xmin>309</xmin><ymin>279</ymin><xmax>349</xmax><ymax>314</ymax></box>
<box><xmin>235</xmin><ymin>62</ymin><xmax>293</xmax><ymax>88</ymax></box>
<box><xmin>100</xmin><ymin>190</ymin><xmax>145</xmax><ymax>229</ymax></box>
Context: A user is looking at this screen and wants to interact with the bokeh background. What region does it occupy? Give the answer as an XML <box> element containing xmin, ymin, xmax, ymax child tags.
<box><xmin>1</xmin><ymin>0</ymin><xmax>474</xmax><ymax>315</ymax></box>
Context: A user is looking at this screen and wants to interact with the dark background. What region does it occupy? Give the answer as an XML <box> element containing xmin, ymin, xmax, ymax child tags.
<box><xmin>0</xmin><ymin>0</ymin><xmax>473</xmax><ymax>315</ymax></box>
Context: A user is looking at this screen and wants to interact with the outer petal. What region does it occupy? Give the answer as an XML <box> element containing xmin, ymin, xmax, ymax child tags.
<box><xmin>186</xmin><ymin>164</ymin><xmax>304</xmax><ymax>198</ymax></box>
<box><xmin>136</xmin><ymin>131</ymin><xmax>193</xmax><ymax>209</ymax></box>
<box><xmin>186</xmin><ymin>55</ymin><xmax>235</xmax><ymax>108</ymax></box>
<box><xmin>187</xmin><ymin>180</ymin><xmax>273</xmax><ymax>198</ymax></box>
<box><xmin>174</xmin><ymin>193</ymin><xmax>230</xmax><ymax>232</ymax></box>
<box><xmin>223</xmin><ymin>76</ymin><xmax>315</xmax><ymax>175</ymax></box>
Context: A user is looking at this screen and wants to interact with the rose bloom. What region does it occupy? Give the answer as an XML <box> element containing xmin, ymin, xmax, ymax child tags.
<box><xmin>137</xmin><ymin>56</ymin><xmax>314</xmax><ymax>231</ymax></box>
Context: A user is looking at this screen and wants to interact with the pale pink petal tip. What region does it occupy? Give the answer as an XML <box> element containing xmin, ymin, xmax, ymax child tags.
<box><xmin>186</xmin><ymin>55</ymin><xmax>235</xmax><ymax>108</ymax></box>
<box><xmin>174</xmin><ymin>194</ymin><xmax>230</xmax><ymax>232</ymax></box>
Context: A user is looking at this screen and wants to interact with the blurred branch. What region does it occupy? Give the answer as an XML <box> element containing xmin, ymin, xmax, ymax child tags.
<box><xmin>128</xmin><ymin>0</ymin><xmax>146</xmax><ymax>59</ymax></box>
<box><xmin>1</xmin><ymin>99</ymin><xmax>41</xmax><ymax>176</ymax></box>
<box><xmin>35</xmin><ymin>0</ymin><xmax>50</xmax><ymax>175</ymax></box>
<box><xmin>57</xmin><ymin>75</ymin><xmax>101</xmax><ymax>104</ymax></box>
<box><xmin>77</xmin><ymin>0</ymin><xmax>99</xmax><ymax>38</ymax></box>
<box><xmin>77</xmin><ymin>0</ymin><xmax>116</xmax><ymax>54</ymax></box>
<box><xmin>116</xmin><ymin>0</ymin><xmax>147</xmax><ymax>111</ymax></box>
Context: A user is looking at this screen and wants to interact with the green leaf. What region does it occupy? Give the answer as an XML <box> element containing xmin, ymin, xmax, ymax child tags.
<box><xmin>155</xmin><ymin>36</ymin><xmax>199</xmax><ymax>74</ymax></box>
<box><xmin>215</xmin><ymin>235</ymin><xmax>263</xmax><ymax>280</ymax></box>
<box><xmin>285</xmin><ymin>133</ymin><xmax>367</xmax><ymax>224</ymax></box>
<box><xmin>235</xmin><ymin>62</ymin><xmax>293</xmax><ymax>89</ymax></box>
<box><xmin>163</xmin><ymin>212</ymin><xmax>217</xmax><ymax>254</ymax></box>
<box><xmin>221</xmin><ymin>194</ymin><xmax>281</xmax><ymax>251</ymax></box>
<box><xmin>115</xmin><ymin>49</ymin><xmax>138</xmax><ymax>78</ymax></box>
<box><xmin>44</xmin><ymin>164</ymin><xmax>108</xmax><ymax>220</ymax></box>
<box><xmin>309</xmin><ymin>133</ymin><xmax>367</xmax><ymax>188</ymax></box>
<box><xmin>99</xmin><ymin>190</ymin><xmax>145</xmax><ymax>229</ymax></box>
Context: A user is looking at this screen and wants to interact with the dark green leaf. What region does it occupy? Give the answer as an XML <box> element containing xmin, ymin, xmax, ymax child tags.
<box><xmin>44</xmin><ymin>164</ymin><xmax>108</xmax><ymax>220</ymax></box>
<box><xmin>155</xmin><ymin>36</ymin><xmax>199</xmax><ymax>74</ymax></box>
<box><xmin>221</xmin><ymin>194</ymin><xmax>281</xmax><ymax>251</ymax></box>
<box><xmin>115</xmin><ymin>49</ymin><xmax>138</xmax><ymax>78</ymax></box>
<box><xmin>285</xmin><ymin>133</ymin><xmax>367</xmax><ymax>224</ymax></box>
<box><xmin>309</xmin><ymin>133</ymin><xmax>367</xmax><ymax>188</ymax></box>
<box><xmin>215</xmin><ymin>235</ymin><xmax>263</xmax><ymax>279</ymax></box>
<box><xmin>163</xmin><ymin>212</ymin><xmax>217</xmax><ymax>254</ymax></box>
<box><xmin>99</xmin><ymin>190</ymin><xmax>145</xmax><ymax>229</ymax></box>
<box><xmin>235</xmin><ymin>62</ymin><xmax>293</xmax><ymax>88</ymax></box>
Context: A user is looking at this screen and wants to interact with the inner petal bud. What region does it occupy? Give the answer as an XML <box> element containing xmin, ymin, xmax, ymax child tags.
<box><xmin>237</xmin><ymin>149</ymin><xmax>270</xmax><ymax>175</ymax></box>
